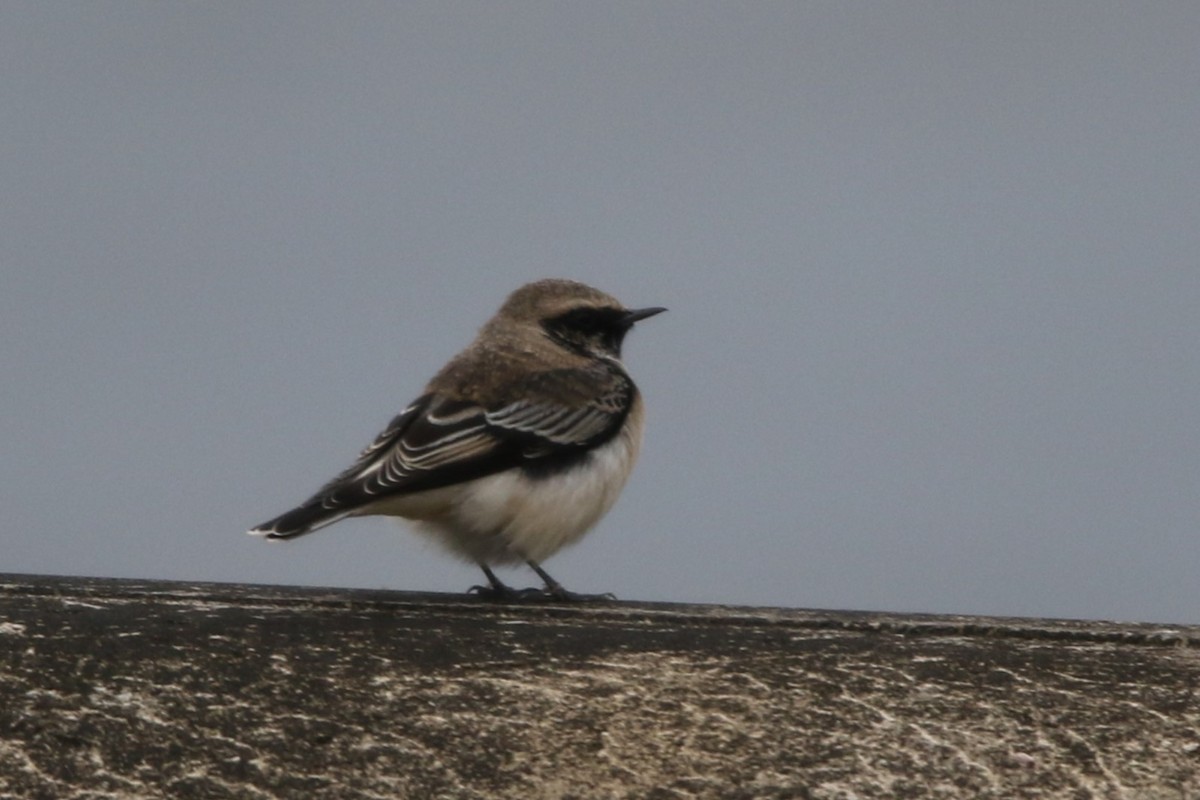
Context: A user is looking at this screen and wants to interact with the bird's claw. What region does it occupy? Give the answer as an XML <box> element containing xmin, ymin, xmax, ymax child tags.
<box><xmin>546</xmin><ymin>587</ymin><xmax>617</xmax><ymax>602</ymax></box>
<box><xmin>467</xmin><ymin>584</ymin><xmax>615</xmax><ymax>603</ymax></box>
<box><xmin>468</xmin><ymin>583</ymin><xmax>549</xmax><ymax>602</ymax></box>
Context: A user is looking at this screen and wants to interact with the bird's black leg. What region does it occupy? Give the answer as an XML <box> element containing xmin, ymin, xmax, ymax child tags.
<box><xmin>468</xmin><ymin>564</ymin><xmax>545</xmax><ymax>601</ymax></box>
<box><xmin>526</xmin><ymin>560</ymin><xmax>616</xmax><ymax>602</ymax></box>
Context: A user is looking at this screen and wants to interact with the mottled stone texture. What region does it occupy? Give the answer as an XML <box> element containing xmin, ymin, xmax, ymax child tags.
<box><xmin>0</xmin><ymin>575</ymin><xmax>1197</xmax><ymax>799</ymax></box>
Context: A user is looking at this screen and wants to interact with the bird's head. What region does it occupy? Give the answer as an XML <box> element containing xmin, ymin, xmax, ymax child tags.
<box><xmin>495</xmin><ymin>279</ymin><xmax>666</xmax><ymax>360</ymax></box>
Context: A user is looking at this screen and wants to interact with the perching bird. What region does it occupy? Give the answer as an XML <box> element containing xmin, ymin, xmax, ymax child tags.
<box><xmin>248</xmin><ymin>279</ymin><xmax>665</xmax><ymax>601</ymax></box>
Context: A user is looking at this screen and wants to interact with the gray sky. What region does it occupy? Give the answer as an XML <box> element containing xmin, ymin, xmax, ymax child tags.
<box><xmin>3</xmin><ymin>3</ymin><xmax>1198</xmax><ymax>624</ymax></box>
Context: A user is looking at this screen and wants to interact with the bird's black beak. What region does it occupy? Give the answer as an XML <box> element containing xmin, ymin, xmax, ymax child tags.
<box><xmin>621</xmin><ymin>306</ymin><xmax>667</xmax><ymax>326</ymax></box>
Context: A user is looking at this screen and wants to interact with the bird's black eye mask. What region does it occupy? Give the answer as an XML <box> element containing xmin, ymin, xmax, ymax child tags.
<box><xmin>542</xmin><ymin>307</ymin><xmax>631</xmax><ymax>356</ymax></box>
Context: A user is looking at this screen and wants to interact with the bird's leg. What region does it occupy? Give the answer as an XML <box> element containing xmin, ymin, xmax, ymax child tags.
<box><xmin>469</xmin><ymin>564</ymin><xmax>545</xmax><ymax>601</ymax></box>
<box><xmin>526</xmin><ymin>560</ymin><xmax>616</xmax><ymax>602</ymax></box>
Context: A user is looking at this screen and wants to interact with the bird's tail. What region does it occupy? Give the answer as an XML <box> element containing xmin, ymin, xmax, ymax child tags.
<box><xmin>247</xmin><ymin>502</ymin><xmax>352</xmax><ymax>540</ymax></box>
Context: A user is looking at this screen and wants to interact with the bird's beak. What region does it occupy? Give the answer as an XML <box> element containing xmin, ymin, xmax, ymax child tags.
<box><xmin>622</xmin><ymin>306</ymin><xmax>667</xmax><ymax>326</ymax></box>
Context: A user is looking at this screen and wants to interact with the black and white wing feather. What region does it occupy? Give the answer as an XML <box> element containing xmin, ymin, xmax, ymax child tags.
<box><xmin>248</xmin><ymin>368</ymin><xmax>634</xmax><ymax>538</ymax></box>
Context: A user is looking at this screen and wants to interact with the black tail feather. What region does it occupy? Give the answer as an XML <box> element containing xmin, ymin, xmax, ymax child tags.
<box><xmin>248</xmin><ymin>502</ymin><xmax>348</xmax><ymax>540</ymax></box>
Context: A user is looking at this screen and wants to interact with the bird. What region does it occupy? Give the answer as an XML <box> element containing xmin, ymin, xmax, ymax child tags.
<box><xmin>248</xmin><ymin>279</ymin><xmax>665</xmax><ymax>601</ymax></box>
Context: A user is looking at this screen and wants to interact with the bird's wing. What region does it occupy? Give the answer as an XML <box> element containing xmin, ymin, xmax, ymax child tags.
<box><xmin>250</xmin><ymin>368</ymin><xmax>634</xmax><ymax>538</ymax></box>
<box><xmin>484</xmin><ymin>369</ymin><xmax>633</xmax><ymax>457</ymax></box>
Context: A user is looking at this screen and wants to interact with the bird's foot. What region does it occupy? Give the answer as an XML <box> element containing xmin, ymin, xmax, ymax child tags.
<box><xmin>545</xmin><ymin>587</ymin><xmax>617</xmax><ymax>603</ymax></box>
<box><xmin>466</xmin><ymin>583</ymin><xmax>615</xmax><ymax>603</ymax></box>
<box><xmin>470</xmin><ymin>562</ymin><xmax>616</xmax><ymax>602</ymax></box>
<box><xmin>467</xmin><ymin>583</ymin><xmax>550</xmax><ymax>602</ymax></box>
<box><xmin>470</xmin><ymin>564</ymin><xmax>543</xmax><ymax>602</ymax></box>
<box><xmin>525</xmin><ymin>559</ymin><xmax>616</xmax><ymax>602</ymax></box>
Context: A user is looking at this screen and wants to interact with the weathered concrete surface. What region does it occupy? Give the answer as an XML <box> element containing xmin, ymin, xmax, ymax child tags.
<box><xmin>0</xmin><ymin>574</ymin><xmax>1197</xmax><ymax>800</ymax></box>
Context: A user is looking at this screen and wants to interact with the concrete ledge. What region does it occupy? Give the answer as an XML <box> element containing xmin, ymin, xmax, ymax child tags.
<box><xmin>1</xmin><ymin>573</ymin><xmax>1197</xmax><ymax>799</ymax></box>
